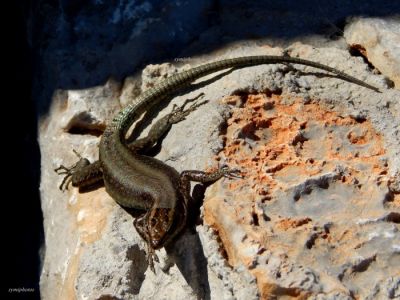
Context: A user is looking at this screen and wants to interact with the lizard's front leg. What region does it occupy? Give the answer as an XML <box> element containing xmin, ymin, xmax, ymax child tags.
<box><xmin>178</xmin><ymin>166</ymin><xmax>242</xmax><ymax>228</ymax></box>
<box><xmin>180</xmin><ymin>165</ymin><xmax>242</xmax><ymax>187</ymax></box>
<box><xmin>55</xmin><ymin>150</ymin><xmax>103</xmax><ymax>191</ymax></box>
<box><xmin>133</xmin><ymin>211</ymin><xmax>159</xmax><ymax>272</ymax></box>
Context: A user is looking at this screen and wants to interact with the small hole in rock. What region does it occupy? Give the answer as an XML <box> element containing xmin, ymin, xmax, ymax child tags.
<box><xmin>251</xmin><ymin>212</ymin><xmax>259</xmax><ymax>226</ymax></box>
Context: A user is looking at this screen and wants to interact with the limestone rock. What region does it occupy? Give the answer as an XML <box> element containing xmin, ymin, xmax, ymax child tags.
<box><xmin>40</xmin><ymin>44</ymin><xmax>399</xmax><ymax>299</ymax></box>
<box><xmin>344</xmin><ymin>17</ymin><xmax>400</xmax><ymax>89</ymax></box>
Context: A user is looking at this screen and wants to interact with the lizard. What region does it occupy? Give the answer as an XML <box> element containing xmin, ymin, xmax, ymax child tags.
<box><xmin>55</xmin><ymin>55</ymin><xmax>380</xmax><ymax>271</ymax></box>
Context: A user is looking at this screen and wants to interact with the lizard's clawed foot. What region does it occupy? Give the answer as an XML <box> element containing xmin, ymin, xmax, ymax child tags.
<box><xmin>168</xmin><ymin>92</ymin><xmax>208</xmax><ymax>124</ymax></box>
<box><xmin>147</xmin><ymin>244</ymin><xmax>159</xmax><ymax>273</ymax></box>
<box><xmin>54</xmin><ymin>149</ymin><xmax>90</xmax><ymax>191</ymax></box>
<box><xmin>54</xmin><ymin>164</ymin><xmax>73</xmax><ymax>191</ymax></box>
<box><xmin>219</xmin><ymin>165</ymin><xmax>243</xmax><ymax>179</ymax></box>
<box><xmin>180</xmin><ymin>165</ymin><xmax>243</xmax><ymax>184</ymax></box>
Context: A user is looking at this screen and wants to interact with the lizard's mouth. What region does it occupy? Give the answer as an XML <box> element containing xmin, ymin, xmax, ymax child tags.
<box><xmin>150</xmin><ymin>238</ymin><xmax>164</xmax><ymax>249</ymax></box>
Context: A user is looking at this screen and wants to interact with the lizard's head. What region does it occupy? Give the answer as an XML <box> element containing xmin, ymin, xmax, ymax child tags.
<box><xmin>134</xmin><ymin>200</ymin><xmax>187</xmax><ymax>250</ymax></box>
<box><xmin>147</xmin><ymin>208</ymin><xmax>175</xmax><ymax>249</ymax></box>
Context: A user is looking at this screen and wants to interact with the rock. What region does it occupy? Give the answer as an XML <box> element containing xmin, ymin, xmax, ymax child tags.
<box><xmin>204</xmin><ymin>86</ymin><xmax>400</xmax><ymax>299</ymax></box>
<box><xmin>40</xmin><ymin>44</ymin><xmax>399</xmax><ymax>299</ymax></box>
<box><xmin>344</xmin><ymin>17</ymin><xmax>400</xmax><ymax>89</ymax></box>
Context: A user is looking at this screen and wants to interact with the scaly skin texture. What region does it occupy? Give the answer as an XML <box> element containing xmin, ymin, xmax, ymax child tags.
<box><xmin>56</xmin><ymin>55</ymin><xmax>379</xmax><ymax>271</ymax></box>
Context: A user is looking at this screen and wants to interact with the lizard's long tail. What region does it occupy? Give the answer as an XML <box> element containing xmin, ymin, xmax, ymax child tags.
<box><xmin>110</xmin><ymin>55</ymin><xmax>380</xmax><ymax>140</ymax></box>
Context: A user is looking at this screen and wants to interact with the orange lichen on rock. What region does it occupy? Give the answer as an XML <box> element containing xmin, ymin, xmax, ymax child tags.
<box><xmin>275</xmin><ymin>217</ymin><xmax>312</xmax><ymax>231</ymax></box>
<box><xmin>203</xmin><ymin>93</ymin><xmax>394</xmax><ymax>299</ymax></box>
<box><xmin>216</xmin><ymin>93</ymin><xmax>387</xmax><ymax>202</ymax></box>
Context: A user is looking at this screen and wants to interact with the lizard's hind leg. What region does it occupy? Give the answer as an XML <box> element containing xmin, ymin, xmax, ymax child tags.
<box><xmin>128</xmin><ymin>93</ymin><xmax>207</xmax><ymax>153</ymax></box>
